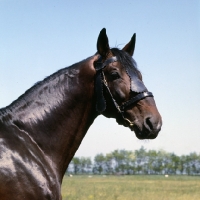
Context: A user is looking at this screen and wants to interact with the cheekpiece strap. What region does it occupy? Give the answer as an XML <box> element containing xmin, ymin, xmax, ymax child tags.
<box><xmin>94</xmin><ymin>56</ymin><xmax>118</xmax><ymax>114</ymax></box>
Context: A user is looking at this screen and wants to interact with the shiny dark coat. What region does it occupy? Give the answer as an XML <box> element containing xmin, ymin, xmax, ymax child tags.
<box><xmin>0</xmin><ymin>56</ymin><xmax>98</xmax><ymax>199</ymax></box>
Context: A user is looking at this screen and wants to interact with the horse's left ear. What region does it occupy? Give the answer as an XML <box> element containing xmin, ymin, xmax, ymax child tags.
<box><xmin>97</xmin><ymin>28</ymin><xmax>112</xmax><ymax>58</ymax></box>
<box><xmin>122</xmin><ymin>33</ymin><xmax>136</xmax><ymax>56</ymax></box>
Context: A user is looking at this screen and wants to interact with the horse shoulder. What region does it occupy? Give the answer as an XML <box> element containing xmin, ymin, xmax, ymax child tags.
<box><xmin>0</xmin><ymin>122</ymin><xmax>61</xmax><ymax>200</ymax></box>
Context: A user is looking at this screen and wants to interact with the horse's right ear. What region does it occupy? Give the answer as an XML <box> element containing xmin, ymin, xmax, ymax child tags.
<box><xmin>97</xmin><ymin>28</ymin><xmax>111</xmax><ymax>58</ymax></box>
<box><xmin>122</xmin><ymin>33</ymin><xmax>136</xmax><ymax>56</ymax></box>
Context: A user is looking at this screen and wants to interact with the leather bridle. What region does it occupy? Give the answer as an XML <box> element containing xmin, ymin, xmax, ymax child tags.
<box><xmin>94</xmin><ymin>56</ymin><xmax>153</xmax><ymax>127</ymax></box>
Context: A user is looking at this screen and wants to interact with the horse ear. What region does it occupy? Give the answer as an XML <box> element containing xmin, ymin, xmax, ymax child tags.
<box><xmin>122</xmin><ymin>33</ymin><xmax>136</xmax><ymax>56</ymax></box>
<box><xmin>97</xmin><ymin>28</ymin><xmax>111</xmax><ymax>58</ymax></box>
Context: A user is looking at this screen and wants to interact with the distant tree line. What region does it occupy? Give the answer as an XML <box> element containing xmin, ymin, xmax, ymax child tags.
<box><xmin>66</xmin><ymin>147</ymin><xmax>200</xmax><ymax>175</ymax></box>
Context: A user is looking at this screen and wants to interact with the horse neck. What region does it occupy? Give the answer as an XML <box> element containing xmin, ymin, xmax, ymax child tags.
<box><xmin>1</xmin><ymin>60</ymin><xmax>97</xmax><ymax>181</ymax></box>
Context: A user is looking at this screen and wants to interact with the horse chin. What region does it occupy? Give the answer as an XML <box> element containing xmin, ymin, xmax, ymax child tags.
<box><xmin>116</xmin><ymin>116</ymin><xmax>129</xmax><ymax>127</ymax></box>
<box><xmin>116</xmin><ymin>117</ymin><xmax>158</xmax><ymax>140</ymax></box>
<box><xmin>132</xmin><ymin>124</ymin><xmax>159</xmax><ymax>140</ymax></box>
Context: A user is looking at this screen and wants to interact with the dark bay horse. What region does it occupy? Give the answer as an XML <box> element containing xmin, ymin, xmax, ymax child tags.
<box><xmin>0</xmin><ymin>28</ymin><xmax>162</xmax><ymax>199</ymax></box>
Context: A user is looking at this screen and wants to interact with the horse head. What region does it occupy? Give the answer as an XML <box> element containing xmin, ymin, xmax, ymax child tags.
<box><xmin>95</xmin><ymin>28</ymin><xmax>162</xmax><ymax>139</ymax></box>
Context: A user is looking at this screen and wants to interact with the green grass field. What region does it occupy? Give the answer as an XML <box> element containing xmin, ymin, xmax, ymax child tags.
<box><xmin>61</xmin><ymin>175</ymin><xmax>200</xmax><ymax>200</ymax></box>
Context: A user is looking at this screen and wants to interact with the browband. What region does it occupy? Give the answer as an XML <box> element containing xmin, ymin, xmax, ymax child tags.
<box><xmin>95</xmin><ymin>56</ymin><xmax>118</xmax><ymax>71</ymax></box>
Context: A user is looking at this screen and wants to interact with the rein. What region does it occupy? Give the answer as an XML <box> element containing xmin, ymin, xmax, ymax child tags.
<box><xmin>94</xmin><ymin>56</ymin><xmax>153</xmax><ymax>127</ymax></box>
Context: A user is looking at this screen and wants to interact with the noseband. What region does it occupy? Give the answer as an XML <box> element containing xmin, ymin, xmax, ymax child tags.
<box><xmin>94</xmin><ymin>56</ymin><xmax>153</xmax><ymax>127</ymax></box>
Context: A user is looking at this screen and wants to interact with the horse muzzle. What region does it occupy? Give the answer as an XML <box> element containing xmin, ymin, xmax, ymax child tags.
<box><xmin>117</xmin><ymin>113</ymin><xmax>162</xmax><ymax>140</ymax></box>
<box><xmin>132</xmin><ymin>116</ymin><xmax>162</xmax><ymax>139</ymax></box>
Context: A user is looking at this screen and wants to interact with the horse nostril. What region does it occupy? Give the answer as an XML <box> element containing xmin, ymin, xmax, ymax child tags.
<box><xmin>145</xmin><ymin>117</ymin><xmax>153</xmax><ymax>131</ymax></box>
<box><xmin>144</xmin><ymin>116</ymin><xmax>162</xmax><ymax>133</ymax></box>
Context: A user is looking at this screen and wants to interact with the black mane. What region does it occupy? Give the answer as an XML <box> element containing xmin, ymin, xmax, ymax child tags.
<box><xmin>0</xmin><ymin>62</ymin><xmax>80</xmax><ymax>116</ymax></box>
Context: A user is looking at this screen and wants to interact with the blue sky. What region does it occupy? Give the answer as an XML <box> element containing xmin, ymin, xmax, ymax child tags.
<box><xmin>0</xmin><ymin>1</ymin><xmax>200</xmax><ymax>158</ymax></box>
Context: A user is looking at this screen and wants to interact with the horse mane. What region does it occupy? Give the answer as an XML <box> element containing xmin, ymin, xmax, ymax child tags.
<box><xmin>0</xmin><ymin>62</ymin><xmax>81</xmax><ymax>118</ymax></box>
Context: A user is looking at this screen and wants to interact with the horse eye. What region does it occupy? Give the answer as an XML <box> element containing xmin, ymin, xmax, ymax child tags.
<box><xmin>110</xmin><ymin>72</ymin><xmax>120</xmax><ymax>80</ymax></box>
